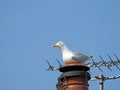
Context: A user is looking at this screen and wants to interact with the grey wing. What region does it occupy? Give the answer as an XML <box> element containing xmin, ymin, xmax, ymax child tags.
<box><xmin>72</xmin><ymin>52</ymin><xmax>89</xmax><ymax>62</ymax></box>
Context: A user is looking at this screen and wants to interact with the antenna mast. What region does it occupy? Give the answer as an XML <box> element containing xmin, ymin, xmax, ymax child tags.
<box><xmin>89</xmin><ymin>54</ymin><xmax>120</xmax><ymax>90</ymax></box>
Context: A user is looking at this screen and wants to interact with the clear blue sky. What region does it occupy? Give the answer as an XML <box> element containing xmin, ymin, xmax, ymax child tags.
<box><xmin>0</xmin><ymin>0</ymin><xmax>120</xmax><ymax>90</ymax></box>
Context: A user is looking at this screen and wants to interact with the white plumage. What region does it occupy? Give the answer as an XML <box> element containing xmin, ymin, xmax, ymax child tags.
<box><xmin>53</xmin><ymin>41</ymin><xmax>93</xmax><ymax>63</ymax></box>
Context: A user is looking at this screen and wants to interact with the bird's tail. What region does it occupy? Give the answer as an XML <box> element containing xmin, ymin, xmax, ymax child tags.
<box><xmin>89</xmin><ymin>56</ymin><xmax>94</xmax><ymax>60</ymax></box>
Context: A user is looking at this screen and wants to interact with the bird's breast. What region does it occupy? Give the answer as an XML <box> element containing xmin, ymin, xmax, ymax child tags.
<box><xmin>62</xmin><ymin>52</ymin><xmax>73</xmax><ymax>62</ymax></box>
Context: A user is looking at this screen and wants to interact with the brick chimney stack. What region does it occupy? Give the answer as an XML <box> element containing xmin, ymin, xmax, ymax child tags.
<box><xmin>56</xmin><ymin>60</ymin><xmax>91</xmax><ymax>90</ymax></box>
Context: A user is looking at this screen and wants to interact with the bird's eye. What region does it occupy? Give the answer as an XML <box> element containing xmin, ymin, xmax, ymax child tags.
<box><xmin>59</xmin><ymin>42</ymin><xmax>61</xmax><ymax>45</ymax></box>
<box><xmin>57</xmin><ymin>41</ymin><xmax>63</xmax><ymax>46</ymax></box>
<box><xmin>58</xmin><ymin>42</ymin><xmax>62</xmax><ymax>46</ymax></box>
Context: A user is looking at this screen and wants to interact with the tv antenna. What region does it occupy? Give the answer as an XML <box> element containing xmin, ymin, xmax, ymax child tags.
<box><xmin>88</xmin><ymin>54</ymin><xmax>120</xmax><ymax>90</ymax></box>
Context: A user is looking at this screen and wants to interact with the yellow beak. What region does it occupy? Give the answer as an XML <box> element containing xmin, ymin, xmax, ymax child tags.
<box><xmin>52</xmin><ymin>44</ymin><xmax>58</xmax><ymax>48</ymax></box>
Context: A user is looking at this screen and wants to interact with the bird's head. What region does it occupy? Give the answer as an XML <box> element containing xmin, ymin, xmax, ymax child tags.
<box><xmin>52</xmin><ymin>41</ymin><xmax>65</xmax><ymax>48</ymax></box>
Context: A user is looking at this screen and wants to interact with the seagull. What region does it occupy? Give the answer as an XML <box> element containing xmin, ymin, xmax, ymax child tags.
<box><xmin>52</xmin><ymin>41</ymin><xmax>93</xmax><ymax>64</ymax></box>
